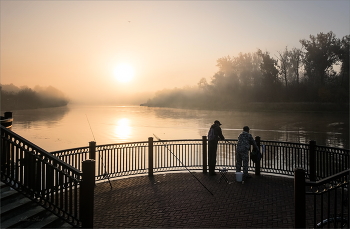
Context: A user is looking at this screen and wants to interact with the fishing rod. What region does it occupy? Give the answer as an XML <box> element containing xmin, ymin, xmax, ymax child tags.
<box><xmin>86</xmin><ymin>114</ymin><xmax>113</xmax><ymax>190</ymax></box>
<box><xmin>153</xmin><ymin>134</ymin><xmax>214</xmax><ymax>196</ymax></box>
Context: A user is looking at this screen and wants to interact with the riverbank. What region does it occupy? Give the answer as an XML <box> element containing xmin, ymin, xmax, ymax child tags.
<box><xmin>143</xmin><ymin>102</ymin><xmax>349</xmax><ymax>113</ymax></box>
<box><xmin>0</xmin><ymin>103</ymin><xmax>69</xmax><ymax>113</ymax></box>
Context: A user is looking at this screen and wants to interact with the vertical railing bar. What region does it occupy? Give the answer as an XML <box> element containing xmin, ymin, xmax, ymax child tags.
<box><xmin>112</xmin><ymin>147</ymin><xmax>115</xmax><ymax>174</ymax></box>
<box><xmin>128</xmin><ymin>147</ymin><xmax>131</xmax><ymax>173</ymax></box>
<box><xmin>111</xmin><ymin>147</ymin><xmax>117</xmax><ymax>173</ymax></box>
<box><xmin>69</xmin><ymin>175</ymin><xmax>73</xmax><ymax>217</ymax></box>
<box><xmin>54</xmin><ymin>166</ymin><xmax>58</xmax><ymax>207</ymax></box>
<box><xmin>313</xmin><ymin>193</ymin><xmax>317</xmax><ymax>228</ymax></box>
<box><xmin>75</xmin><ymin>152</ymin><xmax>78</xmax><ymax>172</ymax></box>
<box><xmin>131</xmin><ymin>146</ymin><xmax>134</xmax><ymax>172</ymax></box>
<box><xmin>64</xmin><ymin>170</ymin><xmax>68</xmax><ymax>212</ymax></box>
<box><xmin>15</xmin><ymin>146</ymin><xmax>19</xmax><ymax>183</ymax></box>
<box><xmin>134</xmin><ymin>145</ymin><xmax>137</xmax><ymax>171</ymax></box>
<box><xmin>327</xmin><ymin>189</ymin><xmax>331</xmax><ymax>227</ymax></box>
<box><xmin>10</xmin><ymin>142</ymin><xmax>14</xmax><ymax>179</ymax></box>
<box><xmin>74</xmin><ymin>180</ymin><xmax>78</xmax><ymax>220</ymax></box>
<box><xmin>120</xmin><ymin>147</ymin><xmax>124</xmax><ymax>173</ymax></box>
<box><xmin>60</xmin><ymin>167</ymin><xmax>64</xmax><ymax>210</ymax></box>
<box><xmin>167</xmin><ymin>143</ymin><xmax>170</xmax><ymax>169</ymax></box>
<box><xmin>333</xmin><ymin>187</ymin><xmax>337</xmax><ymax>224</ymax></box>
<box><xmin>19</xmin><ymin>146</ymin><xmax>23</xmax><ymax>185</ymax></box>
<box><xmin>124</xmin><ymin>147</ymin><xmax>127</xmax><ymax>173</ymax></box>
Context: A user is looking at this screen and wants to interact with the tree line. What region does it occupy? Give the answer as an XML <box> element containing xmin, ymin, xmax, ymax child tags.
<box><xmin>144</xmin><ymin>31</ymin><xmax>349</xmax><ymax>111</ymax></box>
<box><xmin>1</xmin><ymin>84</ymin><xmax>69</xmax><ymax>111</ymax></box>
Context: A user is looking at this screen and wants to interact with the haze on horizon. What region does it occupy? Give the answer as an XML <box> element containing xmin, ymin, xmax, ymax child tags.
<box><xmin>1</xmin><ymin>1</ymin><xmax>349</xmax><ymax>105</ymax></box>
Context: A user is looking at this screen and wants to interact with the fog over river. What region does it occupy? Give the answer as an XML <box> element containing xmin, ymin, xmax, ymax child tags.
<box><xmin>9</xmin><ymin>105</ymin><xmax>349</xmax><ymax>152</ymax></box>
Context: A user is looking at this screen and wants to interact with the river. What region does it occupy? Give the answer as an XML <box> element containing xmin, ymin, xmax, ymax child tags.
<box><xmin>7</xmin><ymin>105</ymin><xmax>349</xmax><ymax>152</ymax></box>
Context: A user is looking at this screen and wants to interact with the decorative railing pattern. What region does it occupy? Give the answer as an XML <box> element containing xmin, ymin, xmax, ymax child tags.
<box><xmin>315</xmin><ymin>145</ymin><xmax>350</xmax><ymax>179</ymax></box>
<box><xmin>0</xmin><ymin>125</ymin><xmax>83</xmax><ymax>227</ymax></box>
<box><xmin>153</xmin><ymin>139</ymin><xmax>204</xmax><ymax>172</ymax></box>
<box><xmin>295</xmin><ymin>168</ymin><xmax>349</xmax><ymax>228</ymax></box>
<box><xmin>307</xmin><ymin>170</ymin><xmax>349</xmax><ymax>228</ymax></box>
<box><xmin>96</xmin><ymin>141</ymin><xmax>149</xmax><ymax>180</ymax></box>
<box><xmin>50</xmin><ymin>146</ymin><xmax>90</xmax><ymax>173</ymax></box>
<box><xmin>52</xmin><ymin>138</ymin><xmax>349</xmax><ymax>182</ymax></box>
<box><xmin>259</xmin><ymin>141</ymin><xmax>310</xmax><ymax>176</ymax></box>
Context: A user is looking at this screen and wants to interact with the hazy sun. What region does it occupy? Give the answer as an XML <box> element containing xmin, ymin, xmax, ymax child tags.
<box><xmin>114</xmin><ymin>63</ymin><xmax>135</xmax><ymax>83</ymax></box>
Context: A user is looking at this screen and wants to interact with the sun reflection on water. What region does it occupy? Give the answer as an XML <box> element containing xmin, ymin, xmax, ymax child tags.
<box><xmin>114</xmin><ymin>118</ymin><xmax>132</xmax><ymax>141</ymax></box>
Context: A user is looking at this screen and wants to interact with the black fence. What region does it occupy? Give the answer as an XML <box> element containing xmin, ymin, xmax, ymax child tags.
<box><xmin>0</xmin><ymin>125</ymin><xmax>95</xmax><ymax>228</ymax></box>
<box><xmin>52</xmin><ymin>137</ymin><xmax>349</xmax><ymax>181</ymax></box>
<box><xmin>295</xmin><ymin>168</ymin><xmax>349</xmax><ymax>228</ymax></box>
<box><xmin>2</xmin><ymin>122</ymin><xmax>349</xmax><ymax>228</ymax></box>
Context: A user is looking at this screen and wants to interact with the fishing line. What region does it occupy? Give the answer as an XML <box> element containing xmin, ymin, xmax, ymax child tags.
<box><xmin>153</xmin><ymin>134</ymin><xmax>214</xmax><ymax>196</ymax></box>
<box><xmin>86</xmin><ymin>114</ymin><xmax>113</xmax><ymax>190</ymax></box>
<box><xmin>86</xmin><ymin>114</ymin><xmax>96</xmax><ymax>141</ymax></box>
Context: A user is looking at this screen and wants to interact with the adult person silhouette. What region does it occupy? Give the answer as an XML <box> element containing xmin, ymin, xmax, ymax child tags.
<box><xmin>236</xmin><ymin>126</ymin><xmax>259</xmax><ymax>180</ymax></box>
<box><xmin>208</xmin><ymin>120</ymin><xmax>225</xmax><ymax>176</ymax></box>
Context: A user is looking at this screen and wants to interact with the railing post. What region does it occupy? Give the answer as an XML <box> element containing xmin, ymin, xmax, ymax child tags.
<box><xmin>202</xmin><ymin>136</ymin><xmax>207</xmax><ymax>174</ymax></box>
<box><xmin>148</xmin><ymin>137</ymin><xmax>153</xmax><ymax>177</ymax></box>
<box><xmin>255</xmin><ymin>136</ymin><xmax>261</xmax><ymax>176</ymax></box>
<box><xmin>309</xmin><ymin>140</ymin><xmax>316</xmax><ymax>181</ymax></box>
<box><xmin>294</xmin><ymin>168</ymin><xmax>306</xmax><ymax>228</ymax></box>
<box><xmin>80</xmin><ymin>159</ymin><xmax>95</xmax><ymax>228</ymax></box>
<box><xmin>89</xmin><ymin>141</ymin><xmax>96</xmax><ymax>160</ymax></box>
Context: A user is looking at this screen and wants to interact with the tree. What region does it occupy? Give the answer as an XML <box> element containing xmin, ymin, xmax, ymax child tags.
<box><xmin>197</xmin><ymin>77</ymin><xmax>209</xmax><ymax>90</ymax></box>
<box><xmin>289</xmin><ymin>48</ymin><xmax>303</xmax><ymax>86</ymax></box>
<box><xmin>300</xmin><ymin>31</ymin><xmax>341</xmax><ymax>88</ymax></box>
<box><xmin>232</xmin><ymin>52</ymin><xmax>262</xmax><ymax>89</ymax></box>
<box><xmin>339</xmin><ymin>35</ymin><xmax>349</xmax><ymax>84</ymax></box>
<box><xmin>216</xmin><ymin>56</ymin><xmax>234</xmax><ymax>75</ymax></box>
<box><xmin>277</xmin><ymin>47</ymin><xmax>291</xmax><ymax>88</ymax></box>
<box><xmin>257</xmin><ymin>49</ymin><xmax>280</xmax><ymax>101</ymax></box>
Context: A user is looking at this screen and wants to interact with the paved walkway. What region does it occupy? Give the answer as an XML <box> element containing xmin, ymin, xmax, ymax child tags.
<box><xmin>94</xmin><ymin>172</ymin><xmax>297</xmax><ymax>228</ymax></box>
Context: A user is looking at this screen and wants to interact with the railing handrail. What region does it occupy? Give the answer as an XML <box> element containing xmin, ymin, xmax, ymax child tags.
<box><xmin>305</xmin><ymin>169</ymin><xmax>350</xmax><ymax>186</ymax></box>
<box><xmin>295</xmin><ymin>168</ymin><xmax>349</xmax><ymax>228</ymax></box>
<box><xmin>1</xmin><ymin>125</ymin><xmax>81</xmax><ymax>173</ymax></box>
<box><xmin>51</xmin><ymin>138</ymin><xmax>349</xmax><ymax>181</ymax></box>
<box><xmin>1</xmin><ymin>125</ymin><xmax>83</xmax><ymax>227</ymax></box>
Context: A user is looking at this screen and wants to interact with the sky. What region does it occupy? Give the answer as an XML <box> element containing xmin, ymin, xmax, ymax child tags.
<box><xmin>1</xmin><ymin>0</ymin><xmax>349</xmax><ymax>105</ymax></box>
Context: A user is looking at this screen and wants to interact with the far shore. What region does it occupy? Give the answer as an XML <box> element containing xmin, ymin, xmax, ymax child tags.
<box><xmin>2</xmin><ymin>102</ymin><xmax>349</xmax><ymax>114</ymax></box>
<box><xmin>141</xmin><ymin>102</ymin><xmax>349</xmax><ymax>113</ymax></box>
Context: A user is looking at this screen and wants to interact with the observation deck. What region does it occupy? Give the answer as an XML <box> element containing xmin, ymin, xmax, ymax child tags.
<box><xmin>94</xmin><ymin>172</ymin><xmax>296</xmax><ymax>228</ymax></box>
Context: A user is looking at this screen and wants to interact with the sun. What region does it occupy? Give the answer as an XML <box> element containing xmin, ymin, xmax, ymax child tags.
<box><xmin>113</xmin><ymin>63</ymin><xmax>135</xmax><ymax>83</ymax></box>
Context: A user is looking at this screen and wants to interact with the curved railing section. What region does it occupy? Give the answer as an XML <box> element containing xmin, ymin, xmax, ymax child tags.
<box><xmin>96</xmin><ymin>141</ymin><xmax>149</xmax><ymax>180</ymax></box>
<box><xmin>259</xmin><ymin>140</ymin><xmax>310</xmax><ymax>177</ymax></box>
<box><xmin>51</xmin><ymin>137</ymin><xmax>349</xmax><ymax>182</ymax></box>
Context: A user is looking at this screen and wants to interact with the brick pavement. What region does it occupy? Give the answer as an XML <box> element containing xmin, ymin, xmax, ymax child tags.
<box><xmin>94</xmin><ymin>172</ymin><xmax>295</xmax><ymax>228</ymax></box>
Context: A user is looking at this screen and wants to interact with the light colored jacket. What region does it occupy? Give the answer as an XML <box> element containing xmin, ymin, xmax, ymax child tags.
<box><xmin>237</xmin><ymin>131</ymin><xmax>258</xmax><ymax>153</ymax></box>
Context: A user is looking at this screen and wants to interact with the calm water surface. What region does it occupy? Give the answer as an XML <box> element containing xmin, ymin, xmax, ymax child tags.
<box><xmin>9</xmin><ymin>105</ymin><xmax>349</xmax><ymax>152</ymax></box>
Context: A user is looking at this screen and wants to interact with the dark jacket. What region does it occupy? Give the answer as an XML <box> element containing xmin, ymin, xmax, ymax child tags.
<box><xmin>209</xmin><ymin>124</ymin><xmax>225</xmax><ymax>141</ymax></box>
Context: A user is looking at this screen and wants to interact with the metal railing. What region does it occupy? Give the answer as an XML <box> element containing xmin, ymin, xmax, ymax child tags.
<box><xmin>51</xmin><ymin>137</ymin><xmax>349</xmax><ymax>182</ymax></box>
<box><xmin>295</xmin><ymin>168</ymin><xmax>349</xmax><ymax>228</ymax></box>
<box><xmin>0</xmin><ymin>125</ymin><xmax>96</xmax><ymax>228</ymax></box>
<box><xmin>4</xmin><ymin>123</ymin><xmax>348</xmax><ymax>228</ymax></box>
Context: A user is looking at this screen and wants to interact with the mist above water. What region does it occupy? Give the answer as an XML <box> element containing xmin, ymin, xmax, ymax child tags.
<box><xmin>9</xmin><ymin>105</ymin><xmax>349</xmax><ymax>152</ymax></box>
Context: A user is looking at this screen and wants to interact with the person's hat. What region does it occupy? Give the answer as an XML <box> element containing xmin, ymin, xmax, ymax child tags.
<box><xmin>214</xmin><ymin>120</ymin><xmax>222</xmax><ymax>125</ymax></box>
<box><xmin>243</xmin><ymin>126</ymin><xmax>250</xmax><ymax>131</ymax></box>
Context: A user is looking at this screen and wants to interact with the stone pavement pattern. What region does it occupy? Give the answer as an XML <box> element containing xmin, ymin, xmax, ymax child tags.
<box><xmin>94</xmin><ymin>172</ymin><xmax>295</xmax><ymax>228</ymax></box>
